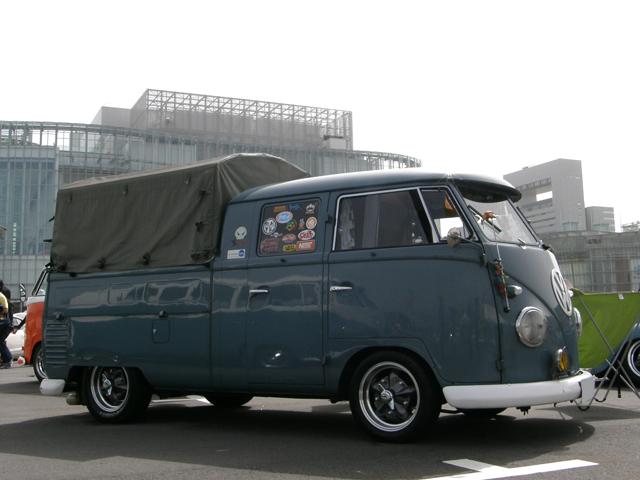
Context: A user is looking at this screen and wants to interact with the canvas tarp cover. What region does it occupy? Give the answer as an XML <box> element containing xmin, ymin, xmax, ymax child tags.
<box><xmin>50</xmin><ymin>153</ymin><xmax>310</xmax><ymax>273</ymax></box>
<box><xmin>573</xmin><ymin>290</ymin><xmax>640</xmax><ymax>368</ymax></box>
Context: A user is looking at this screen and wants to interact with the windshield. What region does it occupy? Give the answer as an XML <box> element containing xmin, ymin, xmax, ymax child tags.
<box><xmin>461</xmin><ymin>192</ymin><xmax>538</xmax><ymax>246</ymax></box>
<box><xmin>31</xmin><ymin>267</ymin><xmax>49</xmax><ymax>297</ymax></box>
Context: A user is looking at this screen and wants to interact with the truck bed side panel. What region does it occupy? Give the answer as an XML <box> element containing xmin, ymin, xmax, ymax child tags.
<box><xmin>44</xmin><ymin>267</ymin><xmax>212</xmax><ymax>389</ymax></box>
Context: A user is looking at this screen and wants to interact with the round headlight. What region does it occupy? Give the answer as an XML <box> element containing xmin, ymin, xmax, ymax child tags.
<box><xmin>515</xmin><ymin>307</ymin><xmax>548</xmax><ymax>347</ymax></box>
<box><xmin>573</xmin><ymin>307</ymin><xmax>583</xmax><ymax>340</ymax></box>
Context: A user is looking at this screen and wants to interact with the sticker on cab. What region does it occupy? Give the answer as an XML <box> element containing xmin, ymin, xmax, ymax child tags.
<box><xmin>298</xmin><ymin>229</ymin><xmax>315</xmax><ymax>241</ymax></box>
<box><xmin>305</xmin><ymin>217</ymin><xmax>317</xmax><ymax>229</ymax></box>
<box><xmin>260</xmin><ymin>237</ymin><xmax>280</xmax><ymax>254</ymax></box>
<box><xmin>227</xmin><ymin>249</ymin><xmax>246</xmax><ymax>260</ymax></box>
<box><xmin>297</xmin><ymin>240</ymin><xmax>315</xmax><ymax>251</ymax></box>
<box><xmin>276</xmin><ymin>211</ymin><xmax>293</xmax><ymax>224</ymax></box>
<box><xmin>235</xmin><ymin>226</ymin><xmax>247</xmax><ymax>240</ymax></box>
<box><xmin>282</xmin><ymin>234</ymin><xmax>297</xmax><ymax>244</ymax></box>
<box><xmin>262</xmin><ymin>218</ymin><xmax>277</xmax><ymax>236</ymax></box>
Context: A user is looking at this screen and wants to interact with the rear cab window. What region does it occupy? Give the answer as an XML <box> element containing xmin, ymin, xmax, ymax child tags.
<box><xmin>258</xmin><ymin>200</ymin><xmax>321</xmax><ymax>256</ymax></box>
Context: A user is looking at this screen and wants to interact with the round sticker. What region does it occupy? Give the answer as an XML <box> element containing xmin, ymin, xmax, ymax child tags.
<box><xmin>276</xmin><ymin>211</ymin><xmax>293</xmax><ymax>224</ymax></box>
<box><xmin>262</xmin><ymin>218</ymin><xmax>277</xmax><ymax>235</ymax></box>
<box><xmin>298</xmin><ymin>229</ymin><xmax>316</xmax><ymax>241</ymax></box>
<box><xmin>305</xmin><ymin>217</ymin><xmax>317</xmax><ymax>229</ymax></box>
<box><xmin>282</xmin><ymin>234</ymin><xmax>297</xmax><ymax>244</ymax></box>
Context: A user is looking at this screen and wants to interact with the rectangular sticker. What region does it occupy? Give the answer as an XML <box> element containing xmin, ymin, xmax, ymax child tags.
<box><xmin>297</xmin><ymin>240</ymin><xmax>315</xmax><ymax>251</ymax></box>
<box><xmin>227</xmin><ymin>249</ymin><xmax>246</xmax><ymax>260</ymax></box>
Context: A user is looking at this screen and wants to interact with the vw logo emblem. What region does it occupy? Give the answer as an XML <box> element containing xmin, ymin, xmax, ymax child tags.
<box><xmin>551</xmin><ymin>268</ymin><xmax>573</xmax><ymax>316</ymax></box>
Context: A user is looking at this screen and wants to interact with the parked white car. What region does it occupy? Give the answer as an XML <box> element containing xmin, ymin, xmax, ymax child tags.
<box><xmin>7</xmin><ymin>312</ymin><xmax>25</xmax><ymax>361</ymax></box>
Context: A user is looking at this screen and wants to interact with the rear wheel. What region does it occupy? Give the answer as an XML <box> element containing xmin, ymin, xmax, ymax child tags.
<box><xmin>83</xmin><ymin>366</ymin><xmax>152</xmax><ymax>423</ymax></box>
<box><xmin>349</xmin><ymin>351</ymin><xmax>441</xmax><ymax>443</ymax></box>
<box><xmin>622</xmin><ymin>339</ymin><xmax>640</xmax><ymax>387</ymax></box>
<box><xmin>32</xmin><ymin>344</ymin><xmax>47</xmax><ymax>383</ymax></box>
<box><xmin>204</xmin><ymin>393</ymin><xmax>254</xmax><ymax>408</ymax></box>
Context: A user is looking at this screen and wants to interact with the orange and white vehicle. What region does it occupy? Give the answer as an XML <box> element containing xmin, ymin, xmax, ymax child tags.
<box><xmin>22</xmin><ymin>267</ymin><xmax>47</xmax><ymax>382</ymax></box>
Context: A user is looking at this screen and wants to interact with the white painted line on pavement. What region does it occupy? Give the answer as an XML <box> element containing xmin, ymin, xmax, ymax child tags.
<box><xmin>429</xmin><ymin>458</ymin><xmax>598</xmax><ymax>479</ymax></box>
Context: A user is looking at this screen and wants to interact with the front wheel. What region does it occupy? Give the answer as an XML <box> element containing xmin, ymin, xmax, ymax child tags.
<box><xmin>622</xmin><ymin>339</ymin><xmax>640</xmax><ymax>387</ymax></box>
<box><xmin>83</xmin><ymin>366</ymin><xmax>152</xmax><ymax>423</ymax></box>
<box><xmin>349</xmin><ymin>351</ymin><xmax>441</xmax><ymax>443</ymax></box>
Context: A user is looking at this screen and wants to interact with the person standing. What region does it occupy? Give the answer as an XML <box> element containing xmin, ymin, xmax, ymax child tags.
<box><xmin>0</xmin><ymin>280</ymin><xmax>13</xmax><ymax>369</ymax></box>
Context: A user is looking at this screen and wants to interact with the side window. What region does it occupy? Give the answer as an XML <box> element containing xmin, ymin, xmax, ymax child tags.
<box><xmin>420</xmin><ymin>189</ymin><xmax>470</xmax><ymax>241</ymax></box>
<box><xmin>335</xmin><ymin>190</ymin><xmax>429</xmax><ymax>251</ymax></box>
<box><xmin>258</xmin><ymin>200</ymin><xmax>320</xmax><ymax>256</ymax></box>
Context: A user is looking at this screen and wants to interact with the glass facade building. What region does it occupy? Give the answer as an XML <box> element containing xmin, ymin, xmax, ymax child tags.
<box><xmin>1</xmin><ymin>90</ymin><xmax>420</xmax><ymax>296</ymax></box>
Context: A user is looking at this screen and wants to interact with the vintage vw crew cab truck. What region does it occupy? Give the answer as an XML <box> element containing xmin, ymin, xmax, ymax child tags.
<box><xmin>40</xmin><ymin>153</ymin><xmax>594</xmax><ymax>442</ymax></box>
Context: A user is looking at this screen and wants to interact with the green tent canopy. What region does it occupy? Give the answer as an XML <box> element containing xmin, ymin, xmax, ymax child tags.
<box><xmin>573</xmin><ymin>290</ymin><xmax>640</xmax><ymax>369</ymax></box>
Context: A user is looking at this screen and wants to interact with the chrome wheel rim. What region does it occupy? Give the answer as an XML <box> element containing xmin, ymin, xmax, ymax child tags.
<box><xmin>359</xmin><ymin>361</ymin><xmax>420</xmax><ymax>432</ymax></box>
<box><xmin>35</xmin><ymin>347</ymin><xmax>47</xmax><ymax>380</ymax></box>
<box><xmin>90</xmin><ymin>367</ymin><xmax>130</xmax><ymax>413</ymax></box>
<box><xmin>627</xmin><ymin>341</ymin><xmax>640</xmax><ymax>378</ymax></box>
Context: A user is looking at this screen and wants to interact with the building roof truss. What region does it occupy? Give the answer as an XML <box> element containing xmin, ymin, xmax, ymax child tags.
<box><xmin>141</xmin><ymin>89</ymin><xmax>350</xmax><ymax>136</ymax></box>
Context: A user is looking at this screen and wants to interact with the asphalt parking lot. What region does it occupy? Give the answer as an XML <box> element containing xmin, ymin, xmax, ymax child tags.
<box><xmin>0</xmin><ymin>365</ymin><xmax>639</xmax><ymax>480</ymax></box>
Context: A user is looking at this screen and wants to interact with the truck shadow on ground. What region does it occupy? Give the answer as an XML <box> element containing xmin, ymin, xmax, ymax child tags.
<box><xmin>0</xmin><ymin>394</ymin><xmax>611</xmax><ymax>480</ymax></box>
<box><xmin>0</xmin><ymin>380</ymin><xmax>41</xmax><ymax>396</ymax></box>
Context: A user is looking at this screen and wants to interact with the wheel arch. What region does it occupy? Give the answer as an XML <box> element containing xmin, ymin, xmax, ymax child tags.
<box><xmin>25</xmin><ymin>340</ymin><xmax>41</xmax><ymax>365</ymax></box>
<box><xmin>337</xmin><ymin>346</ymin><xmax>444</xmax><ymax>404</ymax></box>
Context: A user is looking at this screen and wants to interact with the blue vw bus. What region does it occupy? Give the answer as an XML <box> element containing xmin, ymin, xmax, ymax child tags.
<box><xmin>40</xmin><ymin>154</ymin><xmax>594</xmax><ymax>442</ymax></box>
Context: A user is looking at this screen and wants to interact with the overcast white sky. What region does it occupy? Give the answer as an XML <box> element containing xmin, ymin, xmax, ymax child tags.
<box><xmin>3</xmin><ymin>1</ymin><xmax>638</xmax><ymax>229</ymax></box>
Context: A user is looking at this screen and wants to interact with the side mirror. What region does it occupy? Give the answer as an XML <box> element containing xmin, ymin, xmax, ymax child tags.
<box><xmin>447</xmin><ymin>228</ymin><xmax>462</xmax><ymax>249</ymax></box>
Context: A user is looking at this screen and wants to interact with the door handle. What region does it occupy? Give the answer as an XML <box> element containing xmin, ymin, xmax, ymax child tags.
<box><xmin>330</xmin><ymin>286</ymin><xmax>353</xmax><ymax>292</ymax></box>
<box><xmin>249</xmin><ymin>289</ymin><xmax>269</xmax><ymax>295</ymax></box>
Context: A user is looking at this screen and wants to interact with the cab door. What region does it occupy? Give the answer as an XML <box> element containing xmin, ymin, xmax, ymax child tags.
<box><xmin>327</xmin><ymin>188</ymin><xmax>502</xmax><ymax>384</ymax></box>
<box><xmin>245</xmin><ymin>198</ymin><xmax>326</xmax><ymax>386</ymax></box>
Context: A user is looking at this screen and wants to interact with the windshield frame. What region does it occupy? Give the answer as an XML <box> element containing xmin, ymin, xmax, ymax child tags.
<box><xmin>458</xmin><ymin>187</ymin><xmax>539</xmax><ymax>246</ymax></box>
